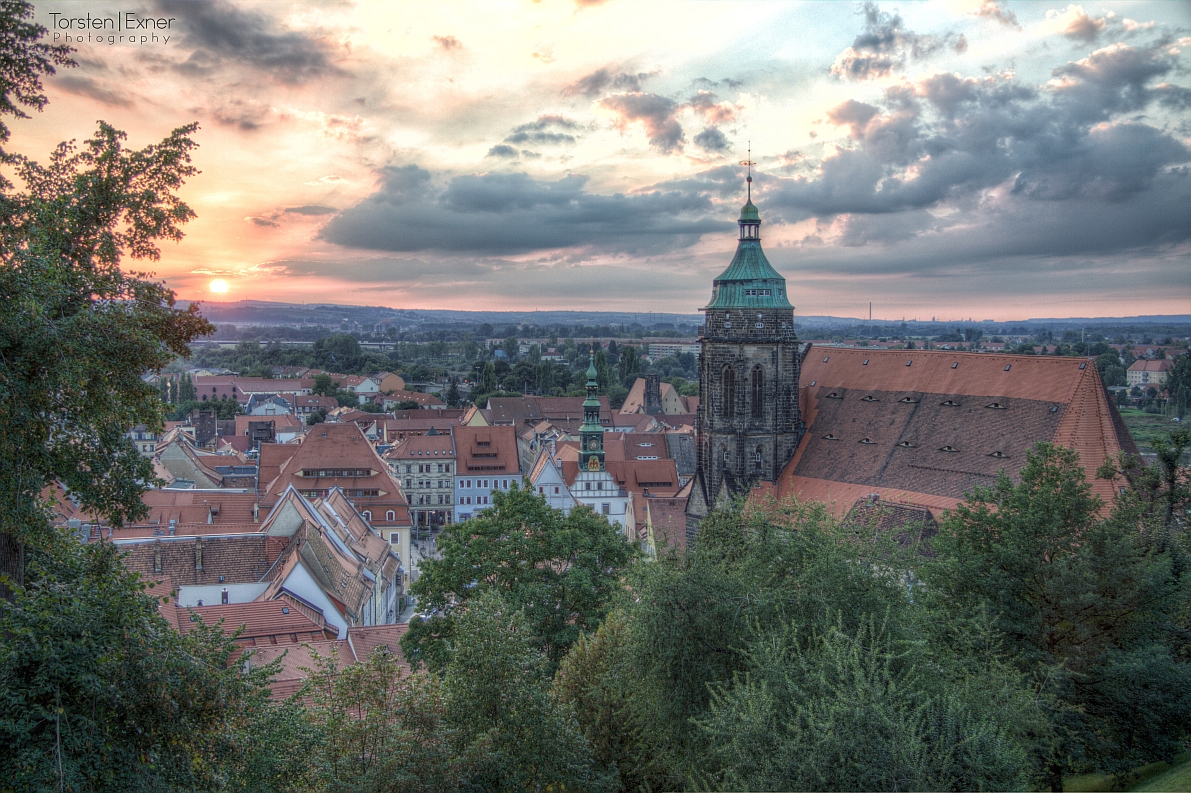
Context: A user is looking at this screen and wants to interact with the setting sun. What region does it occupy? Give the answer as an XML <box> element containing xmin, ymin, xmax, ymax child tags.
<box><xmin>209</xmin><ymin>279</ymin><xmax>229</xmax><ymax>294</ymax></box>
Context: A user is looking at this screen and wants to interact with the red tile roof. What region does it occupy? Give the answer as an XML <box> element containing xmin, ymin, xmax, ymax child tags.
<box><xmin>453</xmin><ymin>425</ymin><xmax>520</xmax><ymax>476</ymax></box>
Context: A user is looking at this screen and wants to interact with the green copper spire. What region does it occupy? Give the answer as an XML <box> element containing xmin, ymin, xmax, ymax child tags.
<box><xmin>703</xmin><ymin>156</ymin><xmax>793</xmax><ymax>311</ymax></box>
<box><xmin>579</xmin><ymin>353</ymin><xmax>604</xmax><ymax>471</ymax></box>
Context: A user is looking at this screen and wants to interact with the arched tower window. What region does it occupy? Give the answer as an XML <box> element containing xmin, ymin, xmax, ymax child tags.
<box><xmin>755</xmin><ymin>446</ymin><xmax>763</xmax><ymax>473</ymax></box>
<box><xmin>751</xmin><ymin>366</ymin><xmax>764</xmax><ymax>419</ymax></box>
<box><xmin>722</xmin><ymin>366</ymin><xmax>735</xmax><ymax>418</ymax></box>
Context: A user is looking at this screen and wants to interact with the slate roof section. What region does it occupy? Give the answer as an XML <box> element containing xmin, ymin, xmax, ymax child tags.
<box><xmin>120</xmin><ymin>535</ymin><xmax>274</xmax><ymax>586</ymax></box>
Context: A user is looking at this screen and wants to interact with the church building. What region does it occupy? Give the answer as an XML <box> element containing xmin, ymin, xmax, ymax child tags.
<box><xmin>684</xmin><ymin>181</ymin><xmax>1136</xmax><ymax>546</ymax></box>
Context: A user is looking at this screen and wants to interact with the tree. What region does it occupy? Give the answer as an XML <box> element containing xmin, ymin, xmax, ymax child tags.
<box><xmin>0</xmin><ymin>119</ymin><xmax>210</xmax><ymax>593</ymax></box>
<box><xmin>312</xmin><ymin>372</ymin><xmax>335</xmax><ymax>396</ymax></box>
<box><xmin>924</xmin><ymin>443</ymin><xmax>1191</xmax><ymax>788</ymax></box>
<box><xmin>501</xmin><ymin>335</ymin><xmax>519</xmax><ymax>361</ymax></box>
<box><xmin>618</xmin><ymin>345</ymin><xmax>640</xmax><ymax>383</ymax></box>
<box><xmin>0</xmin><ymin>535</ymin><xmax>279</xmax><ymax>791</ymax></box>
<box><xmin>444</xmin><ymin>377</ymin><xmax>460</xmax><ymax>408</ymax></box>
<box><xmin>402</xmin><ymin>486</ymin><xmax>636</xmax><ymax>672</ymax></box>
<box><xmin>1166</xmin><ymin>353</ymin><xmax>1191</xmax><ymax>419</ymax></box>
<box><xmin>0</xmin><ymin>1</ymin><xmax>73</xmax><ymax>174</ymax></box>
<box><xmin>443</xmin><ymin>592</ymin><xmax>615</xmax><ymax>793</ymax></box>
<box><xmin>303</xmin><ymin>645</ymin><xmax>456</xmax><ymax>792</ymax></box>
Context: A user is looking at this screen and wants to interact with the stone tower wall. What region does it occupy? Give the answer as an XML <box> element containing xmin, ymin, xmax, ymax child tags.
<box><xmin>696</xmin><ymin>307</ymin><xmax>802</xmax><ymax>502</ymax></box>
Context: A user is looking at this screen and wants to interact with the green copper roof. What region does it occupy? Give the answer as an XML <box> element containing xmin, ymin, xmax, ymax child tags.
<box><xmin>740</xmin><ymin>199</ymin><xmax>759</xmax><ymax>222</ymax></box>
<box><xmin>703</xmin><ymin>240</ymin><xmax>793</xmax><ymax>310</ymax></box>
<box><xmin>586</xmin><ymin>356</ymin><xmax>598</xmax><ymax>384</ymax></box>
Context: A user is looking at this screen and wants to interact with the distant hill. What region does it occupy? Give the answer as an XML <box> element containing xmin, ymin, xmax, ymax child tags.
<box><xmin>182</xmin><ymin>300</ymin><xmax>1189</xmax><ymax>332</ymax></box>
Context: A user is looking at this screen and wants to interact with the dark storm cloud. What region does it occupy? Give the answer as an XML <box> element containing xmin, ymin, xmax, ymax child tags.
<box><xmin>693</xmin><ymin>127</ymin><xmax>729</xmax><ymax>152</ymax></box>
<box><xmin>319</xmin><ymin>166</ymin><xmax>730</xmax><ymax>255</ymax></box>
<box><xmin>753</xmin><ymin>38</ymin><xmax>1191</xmax><ymax>271</ymax></box>
<box><xmin>564</xmin><ymin>67</ymin><xmax>658</xmax><ymax>97</ymax></box>
<box><xmin>504</xmin><ymin>115</ymin><xmax>581</xmax><ymax>145</ymax></box>
<box><xmin>599</xmin><ymin>93</ymin><xmax>685</xmax><ymax>153</ymax></box>
<box><xmin>831</xmin><ymin>2</ymin><xmax>961</xmax><ymax>80</ymax></box>
<box><xmin>154</xmin><ymin>0</ymin><xmax>342</xmax><ymax>84</ymax></box>
<box><xmin>53</xmin><ymin>75</ymin><xmax>132</xmax><ymax>107</ymax></box>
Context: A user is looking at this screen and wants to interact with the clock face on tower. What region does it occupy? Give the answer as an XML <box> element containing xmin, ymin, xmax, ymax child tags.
<box><xmin>588</xmin><ymin>439</ymin><xmax>599</xmax><ymax>450</ymax></box>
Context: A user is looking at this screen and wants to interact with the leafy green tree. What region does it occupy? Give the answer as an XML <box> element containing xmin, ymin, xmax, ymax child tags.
<box><xmin>313</xmin><ymin>333</ymin><xmax>363</xmax><ymax>371</ymax></box>
<box><xmin>444</xmin><ymin>592</ymin><xmax>615</xmax><ymax>793</ymax></box>
<box><xmin>0</xmin><ymin>1</ymin><xmax>72</xmax><ymax>172</ymax></box>
<box><xmin>403</xmin><ymin>486</ymin><xmax>636</xmax><ymax>672</ymax></box>
<box><xmin>312</xmin><ymin>372</ymin><xmax>335</xmax><ymax>396</ymax></box>
<box><xmin>924</xmin><ymin>443</ymin><xmax>1191</xmax><ymax>788</ymax></box>
<box><xmin>618</xmin><ymin>344</ymin><xmax>640</xmax><ymax>383</ymax></box>
<box><xmin>444</xmin><ymin>377</ymin><xmax>460</xmax><ymax>408</ymax></box>
<box><xmin>0</xmin><ymin>537</ymin><xmax>278</xmax><ymax>791</ymax></box>
<box><xmin>0</xmin><ymin>114</ymin><xmax>209</xmax><ymax>591</ymax></box>
<box><xmin>1166</xmin><ymin>353</ymin><xmax>1191</xmax><ymax>419</ymax></box>
<box><xmin>1098</xmin><ymin>426</ymin><xmax>1190</xmax><ymax>538</ymax></box>
<box><xmin>303</xmin><ymin>645</ymin><xmax>457</xmax><ymax>793</ymax></box>
<box><xmin>501</xmin><ymin>335</ymin><xmax>519</xmax><ymax>361</ymax></box>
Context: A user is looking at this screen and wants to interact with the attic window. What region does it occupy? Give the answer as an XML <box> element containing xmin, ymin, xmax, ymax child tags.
<box><xmin>951</xmin><ymin>362</ymin><xmax>958</xmax><ymax>369</ymax></box>
<box><xmin>1004</xmin><ymin>364</ymin><xmax>1011</xmax><ymax>371</ymax></box>
<box><xmin>858</xmin><ymin>437</ymin><xmax>875</xmax><ymax>444</ymax></box>
<box><xmin>809</xmin><ymin>381</ymin><xmax>816</xmax><ymax>387</ymax></box>
<box><xmin>823</xmin><ymin>356</ymin><xmax>829</xmax><ymax>363</ymax></box>
<box><xmin>863</xmin><ymin>359</ymin><xmax>869</xmax><ymax>365</ymax></box>
<box><xmin>282</xmin><ymin>607</ymin><xmax>290</xmax><ymax>614</ymax></box>
<box><xmin>826</xmin><ymin>392</ymin><xmax>843</xmax><ymax>399</ymax></box>
<box><xmin>860</xmin><ymin>395</ymin><xmax>879</xmax><ymax>402</ymax></box>
<box><xmin>985</xmin><ymin>402</ymin><xmax>1006</xmax><ymax>409</ymax></box>
<box><xmin>897</xmin><ymin>441</ymin><xmax>916</xmax><ymax>447</ymax></box>
<box><xmin>906</xmin><ymin>360</ymin><xmax>912</xmax><ymax>366</ymax></box>
<box><xmin>899</xmin><ymin>397</ymin><xmax>919</xmax><ymax>403</ymax></box>
<box><xmin>988</xmin><ymin>450</ymin><xmax>1009</xmax><ymax>458</ymax></box>
<box><xmin>938</xmin><ymin>445</ymin><xmax>960</xmax><ymax>453</ymax></box>
<box><xmin>940</xmin><ymin>400</ymin><xmax>961</xmax><ymax>407</ymax></box>
<box><xmin>1079</xmin><ymin>362</ymin><xmax>1086</xmax><ymax>369</ymax></box>
<box><xmin>1050</xmin><ymin>405</ymin><xmax>1059</xmax><ymax>413</ymax></box>
<box><xmin>823</xmin><ymin>434</ymin><xmax>841</xmax><ymax>441</ymax></box>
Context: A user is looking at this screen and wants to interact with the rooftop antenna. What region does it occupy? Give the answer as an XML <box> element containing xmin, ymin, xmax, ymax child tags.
<box><xmin>740</xmin><ymin>141</ymin><xmax>755</xmax><ymax>202</ymax></box>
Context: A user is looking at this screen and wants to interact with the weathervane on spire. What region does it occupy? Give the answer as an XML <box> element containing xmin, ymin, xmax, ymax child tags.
<box><xmin>740</xmin><ymin>141</ymin><xmax>755</xmax><ymax>202</ymax></box>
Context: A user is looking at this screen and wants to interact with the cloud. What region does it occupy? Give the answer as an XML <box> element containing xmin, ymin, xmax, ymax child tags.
<box><xmin>687</xmin><ymin>90</ymin><xmax>737</xmax><ymax>125</ymax></box>
<box><xmin>319</xmin><ymin>166</ymin><xmax>731</xmax><ymax>255</ymax></box>
<box><xmin>564</xmin><ymin>67</ymin><xmax>658</xmax><ymax>97</ymax></box>
<box><xmin>694</xmin><ymin>127</ymin><xmax>730</xmax><ymax>152</ymax></box>
<box><xmin>599</xmin><ymin>92</ymin><xmax>685</xmax><ymax>153</ymax></box>
<box><xmin>432</xmin><ymin>35</ymin><xmax>462</xmax><ymax>50</ymax></box>
<box><xmin>487</xmin><ymin>144</ymin><xmax>519</xmax><ymax>158</ymax></box>
<box><xmin>53</xmin><ymin>75</ymin><xmax>133</xmax><ymax>108</ymax></box>
<box><xmin>245</xmin><ymin>216</ymin><xmax>279</xmax><ymax>227</ymax></box>
<box><xmin>283</xmin><ymin>205</ymin><xmax>336</xmax><ymax>216</ymax></box>
<box><xmin>1054</xmin><ymin>5</ymin><xmax>1108</xmax><ymax>43</ymax></box>
<box><xmin>755</xmin><ymin>40</ymin><xmax>1191</xmax><ymax>266</ymax></box>
<box><xmin>974</xmin><ymin>0</ymin><xmax>1020</xmax><ymax>29</ymax></box>
<box><xmin>504</xmin><ymin>115</ymin><xmax>582</xmax><ymax>145</ymax></box>
<box><xmin>831</xmin><ymin>2</ymin><xmax>959</xmax><ymax>80</ymax></box>
<box><xmin>210</xmin><ymin>98</ymin><xmax>273</xmax><ymax>130</ymax></box>
<box><xmin>155</xmin><ymin>0</ymin><xmax>343</xmax><ymax>84</ymax></box>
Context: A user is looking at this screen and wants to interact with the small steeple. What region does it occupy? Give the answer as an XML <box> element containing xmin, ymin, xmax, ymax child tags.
<box><xmin>579</xmin><ymin>353</ymin><xmax>605</xmax><ymax>471</ymax></box>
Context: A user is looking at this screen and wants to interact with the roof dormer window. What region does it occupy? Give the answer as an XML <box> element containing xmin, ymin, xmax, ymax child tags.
<box><xmin>985</xmin><ymin>402</ymin><xmax>1006</xmax><ymax>409</ymax></box>
<box><xmin>897</xmin><ymin>441</ymin><xmax>916</xmax><ymax>447</ymax></box>
<box><xmin>938</xmin><ymin>445</ymin><xmax>960</xmax><ymax>452</ymax></box>
<box><xmin>826</xmin><ymin>392</ymin><xmax>842</xmax><ymax>399</ymax></box>
<box><xmin>940</xmin><ymin>400</ymin><xmax>961</xmax><ymax>407</ymax></box>
<box><xmin>899</xmin><ymin>397</ymin><xmax>919</xmax><ymax>403</ymax></box>
<box><xmin>989</xmin><ymin>450</ymin><xmax>1009</xmax><ymax>458</ymax></box>
<box><xmin>858</xmin><ymin>437</ymin><xmax>875</xmax><ymax>444</ymax></box>
<box><xmin>860</xmin><ymin>395</ymin><xmax>879</xmax><ymax>402</ymax></box>
<box><xmin>823</xmin><ymin>434</ymin><xmax>841</xmax><ymax>441</ymax></box>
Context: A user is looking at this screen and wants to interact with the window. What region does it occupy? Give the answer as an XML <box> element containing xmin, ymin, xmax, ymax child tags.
<box><xmin>362</xmin><ymin>510</ymin><xmax>372</xmax><ymax>520</ymax></box>
<box><xmin>602</xmin><ymin>504</ymin><xmax>610</xmax><ymax>515</ymax></box>
<box><xmin>438</xmin><ymin>464</ymin><xmax>444</xmax><ymax>473</ymax></box>
<box><xmin>755</xmin><ymin>446</ymin><xmax>763</xmax><ymax>472</ymax></box>
<box><xmin>751</xmin><ymin>366</ymin><xmax>764</xmax><ymax>418</ymax></box>
<box><xmin>539</xmin><ymin>486</ymin><xmax>545</xmax><ymax>494</ymax></box>
<box><xmin>721</xmin><ymin>366</ymin><xmax>735</xmax><ymax>418</ymax></box>
<box><xmin>406</xmin><ymin>479</ymin><xmax>412</xmax><ymax>488</ymax></box>
<box><xmin>386</xmin><ymin>510</ymin><xmax>395</xmax><ymax>521</ymax></box>
<box><xmin>554</xmin><ymin>486</ymin><xmax>560</xmax><ymax>494</ymax></box>
<box><xmin>390</xmin><ymin>535</ymin><xmax>399</xmax><ymax>544</ymax></box>
<box><xmin>502</xmin><ymin>479</ymin><xmax>508</xmax><ymax>489</ymax></box>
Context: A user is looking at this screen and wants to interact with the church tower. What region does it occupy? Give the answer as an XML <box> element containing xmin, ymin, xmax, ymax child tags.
<box><xmin>686</xmin><ymin>171</ymin><xmax>803</xmax><ymax>543</ymax></box>
<box><xmin>578</xmin><ymin>355</ymin><xmax>605</xmax><ymax>472</ymax></box>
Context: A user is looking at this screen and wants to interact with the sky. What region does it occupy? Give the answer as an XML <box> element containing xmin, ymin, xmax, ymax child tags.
<box><xmin>14</xmin><ymin>0</ymin><xmax>1191</xmax><ymax>320</ymax></box>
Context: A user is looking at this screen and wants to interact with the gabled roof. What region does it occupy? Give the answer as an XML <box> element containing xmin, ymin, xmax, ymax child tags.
<box><xmin>453</xmin><ymin>424</ymin><xmax>520</xmax><ymax>476</ymax></box>
<box><xmin>1128</xmin><ymin>359</ymin><xmax>1172</xmax><ymax>372</ymax></box>
<box><xmin>768</xmin><ymin>348</ymin><xmax>1135</xmax><ymax>518</ymax></box>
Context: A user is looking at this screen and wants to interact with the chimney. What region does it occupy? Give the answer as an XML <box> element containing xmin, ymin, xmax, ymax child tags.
<box><xmin>168</xmin><ymin>519</ymin><xmax>176</xmax><ymax>536</ymax></box>
<box><xmin>221</xmin><ymin>588</ymin><xmax>229</xmax><ymax>605</ymax></box>
<box><xmin>194</xmin><ymin>538</ymin><xmax>204</xmax><ymax>571</ymax></box>
<box><xmin>153</xmin><ymin>540</ymin><xmax>162</xmax><ymax>574</ymax></box>
<box><xmin>253</xmin><ymin>502</ymin><xmax>259</xmax><ymax>522</ymax></box>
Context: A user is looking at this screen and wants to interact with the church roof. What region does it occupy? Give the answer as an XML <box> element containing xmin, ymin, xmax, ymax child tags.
<box><xmin>703</xmin><ymin>201</ymin><xmax>793</xmax><ymax>311</ymax></box>
<box><xmin>758</xmin><ymin>348</ymin><xmax>1136</xmax><ymax>519</ymax></box>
